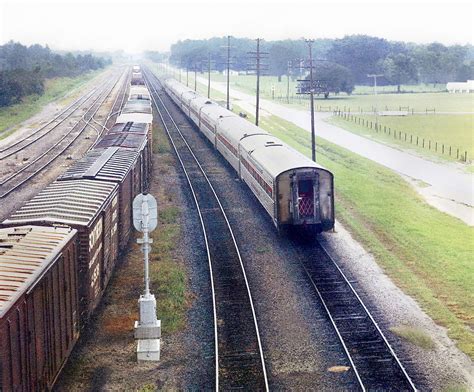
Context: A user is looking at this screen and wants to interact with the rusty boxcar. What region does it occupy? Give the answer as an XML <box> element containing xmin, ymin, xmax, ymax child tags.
<box><xmin>0</xmin><ymin>226</ymin><xmax>78</xmax><ymax>391</ymax></box>
<box><xmin>2</xmin><ymin>179</ymin><xmax>119</xmax><ymax>319</ymax></box>
<box><xmin>57</xmin><ymin>147</ymin><xmax>142</xmax><ymax>253</ymax></box>
<box><xmin>93</xmin><ymin>132</ymin><xmax>150</xmax><ymax>193</ymax></box>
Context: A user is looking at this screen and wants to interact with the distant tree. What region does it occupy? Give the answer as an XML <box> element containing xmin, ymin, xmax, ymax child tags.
<box><xmin>327</xmin><ymin>35</ymin><xmax>393</xmax><ymax>84</ymax></box>
<box><xmin>299</xmin><ymin>62</ymin><xmax>354</xmax><ymax>97</ymax></box>
<box><xmin>382</xmin><ymin>53</ymin><xmax>418</xmax><ymax>92</ymax></box>
<box><xmin>0</xmin><ymin>41</ymin><xmax>107</xmax><ymax>107</ymax></box>
<box><xmin>268</xmin><ymin>42</ymin><xmax>299</xmax><ymax>80</ymax></box>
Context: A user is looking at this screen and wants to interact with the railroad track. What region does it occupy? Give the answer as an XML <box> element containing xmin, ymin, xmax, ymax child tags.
<box><xmin>296</xmin><ymin>240</ymin><xmax>417</xmax><ymax>391</ymax></box>
<box><xmin>0</xmin><ymin>80</ymin><xmax>101</xmax><ymax>159</ymax></box>
<box><xmin>145</xmin><ymin>69</ymin><xmax>269</xmax><ymax>391</ymax></box>
<box><xmin>87</xmin><ymin>68</ymin><xmax>130</xmax><ymax>150</ymax></box>
<box><xmin>0</xmin><ymin>69</ymin><xmax>126</xmax><ymax>199</ymax></box>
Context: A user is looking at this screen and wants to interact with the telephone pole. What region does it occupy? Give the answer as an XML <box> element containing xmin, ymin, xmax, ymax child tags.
<box><xmin>225</xmin><ymin>35</ymin><xmax>231</xmax><ymax>110</ymax></box>
<box><xmin>287</xmin><ymin>60</ymin><xmax>292</xmax><ymax>104</ymax></box>
<box><xmin>367</xmin><ymin>73</ymin><xmax>383</xmax><ymax>129</ymax></box>
<box><xmin>194</xmin><ymin>66</ymin><xmax>197</xmax><ymax>92</ymax></box>
<box><xmin>248</xmin><ymin>38</ymin><xmax>268</xmax><ymax>126</ymax></box>
<box><xmin>207</xmin><ymin>52</ymin><xmax>211</xmax><ymax>98</ymax></box>
<box><xmin>306</xmin><ymin>39</ymin><xmax>316</xmax><ymax>162</ymax></box>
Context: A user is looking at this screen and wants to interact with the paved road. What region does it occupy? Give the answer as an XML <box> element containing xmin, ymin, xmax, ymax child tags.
<box><xmin>198</xmin><ymin>76</ymin><xmax>474</xmax><ymax>225</ymax></box>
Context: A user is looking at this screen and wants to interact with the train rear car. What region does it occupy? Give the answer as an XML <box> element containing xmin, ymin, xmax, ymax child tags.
<box><xmin>2</xmin><ymin>179</ymin><xmax>119</xmax><ymax>320</ymax></box>
<box><xmin>0</xmin><ymin>226</ymin><xmax>78</xmax><ymax>391</ymax></box>
<box><xmin>240</xmin><ymin>135</ymin><xmax>334</xmax><ymax>232</ymax></box>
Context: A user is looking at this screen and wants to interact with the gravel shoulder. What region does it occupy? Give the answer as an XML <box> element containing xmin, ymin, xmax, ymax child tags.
<box><xmin>319</xmin><ymin>223</ymin><xmax>474</xmax><ymax>390</ymax></box>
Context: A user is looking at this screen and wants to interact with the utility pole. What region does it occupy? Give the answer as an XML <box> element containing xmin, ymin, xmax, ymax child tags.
<box><xmin>194</xmin><ymin>66</ymin><xmax>197</xmax><ymax>92</ymax></box>
<box><xmin>207</xmin><ymin>52</ymin><xmax>211</xmax><ymax>98</ymax></box>
<box><xmin>287</xmin><ymin>60</ymin><xmax>292</xmax><ymax>104</ymax></box>
<box><xmin>306</xmin><ymin>39</ymin><xmax>316</xmax><ymax>162</ymax></box>
<box><xmin>367</xmin><ymin>73</ymin><xmax>383</xmax><ymax>129</ymax></box>
<box><xmin>225</xmin><ymin>35</ymin><xmax>231</xmax><ymax>110</ymax></box>
<box><xmin>248</xmin><ymin>38</ymin><xmax>268</xmax><ymax>126</ymax></box>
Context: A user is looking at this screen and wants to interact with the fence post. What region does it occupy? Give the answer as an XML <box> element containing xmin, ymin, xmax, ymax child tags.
<box><xmin>370</xmin><ymin>121</ymin><xmax>372</xmax><ymax>129</ymax></box>
<box><xmin>465</xmin><ymin>151</ymin><xmax>467</xmax><ymax>162</ymax></box>
<box><xmin>429</xmin><ymin>140</ymin><xmax>431</xmax><ymax>150</ymax></box>
<box><xmin>416</xmin><ymin>136</ymin><xmax>419</xmax><ymax>146</ymax></box>
<box><xmin>405</xmin><ymin>133</ymin><xmax>407</xmax><ymax>141</ymax></box>
<box><xmin>442</xmin><ymin>144</ymin><xmax>444</xmax><ymax>154</ymax></box>
<box><xmin>410</xmin><ymin>135</ymin><xmax>413</xmax><ymax>143</ymax></box>
<box><xmin>435</xmin><ymin>142</ymin><xmax>437</xmax><ymax>152</ymax></box>
<box><xmin>457</xmin><ymin>148</ymin><xmax>459</xmax><ymax>159</ymax></box>
<box><xmin>423</xmin><ymin>139</ymin><xmax>425</xmax><ymax>148</ymax></box>
<box><xmin>449</xmin><ymin>146</ymin><xmax>451</xmax><ymax>156</ymax></box>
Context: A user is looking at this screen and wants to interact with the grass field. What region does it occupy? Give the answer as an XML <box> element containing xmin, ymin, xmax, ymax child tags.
<box><xmin>231</xmin><ymin>102</ymin><xmax>474</xmax><ymax>359</ymax></box>
<box><xmin>329</xmin><ymin>113</ymin><xmax>474</xmax><ymax>163</ymax></box>
<box><xmin>0</xmin><ymin>69</ymin><xmax>105</xmax><ymax>139</ymax></box>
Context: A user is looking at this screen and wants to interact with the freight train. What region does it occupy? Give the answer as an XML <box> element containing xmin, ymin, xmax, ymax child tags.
<box><xmin>161</xmin><ymin>77</ymin><xmax>335</xmax><ymax>232</ymax></box>
<box><xmin>0</xmin><ymin>65</ymin><xmax>153</xmax><ymax>391</ymax></box>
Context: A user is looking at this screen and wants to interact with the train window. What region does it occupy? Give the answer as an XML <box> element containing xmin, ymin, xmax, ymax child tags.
<box><xmin>298</xmin><ymin>179</ymin><xmax>313</xmax><ymax>194</ymax></box>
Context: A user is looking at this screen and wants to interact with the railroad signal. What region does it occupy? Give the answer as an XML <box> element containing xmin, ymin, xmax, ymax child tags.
<box><xmin>133</xmin><ymin>192</ymin><xmax>161</xmax><ymax>362</ymax></box>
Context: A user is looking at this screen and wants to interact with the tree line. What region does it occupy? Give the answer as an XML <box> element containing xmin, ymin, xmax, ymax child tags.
<box><xmin>0</xmin><ymin>41</ymin><xmax>110</xmax><ymax>107</ymax></box>
<box><xmin>155</xmin><ymin>35</ymin><xmax>474</xmax><ymax>96</ymax></box>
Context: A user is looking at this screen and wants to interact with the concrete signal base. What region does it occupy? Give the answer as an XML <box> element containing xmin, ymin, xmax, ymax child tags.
<box><xmin>135</xmin><ymin>294</ymin><xmax>161</xmax><ymax>361</ymax></box>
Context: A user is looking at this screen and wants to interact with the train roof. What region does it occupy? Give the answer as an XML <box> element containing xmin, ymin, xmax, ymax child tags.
<box><xmin>109</xmin><ymin>122</ymin><xmax>149</xmax><ymax>134</ymax></box>
<box><xmin>58</xmin><ymin>147</ymin><xmax>140</xmax><ymax>183</ymax></box>
<box><xmin>122</xmin><ymin>100</ymin><xmax>152</xmax><ymax>112</ymax></box>
<box><xmin>164</xmin><ymin>78</ymin><xmax>193</xmax><ymax>96</ymax></box>
<box><xmin>218</xmin><ymin>116</ymin><xmax>269</xmax><ymax>146</ymax></box>
<box><xmin>0</xmin><ymin>225</ymin><xmax>77</xmax><ymax>318</ymax></box>
<box><xmin>130</xmin><ymin>86</ymin><xmax>149</xmax><ymax>94</ymax></box>
<box><xmin>116</xmin><ymin>112</ymin><xmax>152</xmax><ymax>124</ymax></box>
<box><xmin>93</xmin><ymin>132</ymin><xmax>148</xmax><ymax>150</ymax></box>
<box><xmin>3</xmin><ymin>179</ymin><xmax>118</xmax><ymax>227</ymax></box>
<box><xmin>240</xmin><ymin>134</ymin><xmax>327</xmax><ymax>178</ymax></box>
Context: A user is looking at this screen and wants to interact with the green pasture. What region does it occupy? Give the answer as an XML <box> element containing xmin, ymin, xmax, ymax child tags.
<box><xmin>328</xmin><ymin>113</ymin><xmax>474</xmax><ymax>163</ymax></box>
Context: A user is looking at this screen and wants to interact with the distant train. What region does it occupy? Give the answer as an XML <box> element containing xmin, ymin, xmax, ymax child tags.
<box><xmin>0</xmin><ymin>66</ymin><xmax>153</xmax><ymax>391</ymax></box>
<box><xmin>162</xmin><ymin>78</ymin><xmax>335</xmax><ymax>232</ymax></box>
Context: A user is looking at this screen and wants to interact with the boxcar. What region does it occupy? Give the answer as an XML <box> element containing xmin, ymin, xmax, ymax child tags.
<box><xmin>2</xmin><ymin>179</ymin><xmax>119</xmax><ymax>319</ymax></box>
<box><xmin>0</xmin><ymin>226</ymin><xmax>78</xmax><ymax>391</ymax></box>
<box><xmin>93</xmin><ymin>132</ymin><xmax>150</xmax><ymax>193</ymax></box>
<box><xmin>129</xmin><ymin>85</ymin><xmax>151</xmax><ymax>101</ymax></box>
<box><xmin>58</xmin><ymin>147</ymin><xmax>142</xmax><ymax>253</ymax></box>
<box><xmin>131</xmin><ymin>71</ymin><xmax>144</xmax><ymax>85</ymax></box>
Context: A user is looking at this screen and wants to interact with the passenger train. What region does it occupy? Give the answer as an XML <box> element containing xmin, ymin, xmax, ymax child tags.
<box><xmin>162</xmin><ymin>78</ymin><xmax>335</xmax><ymax>232</ymax></box>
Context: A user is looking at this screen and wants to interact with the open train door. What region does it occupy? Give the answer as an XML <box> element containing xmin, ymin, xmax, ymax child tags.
<box><xmin>291</xmin><ymin>170</ymin><xmax>320</xmax><ymax>225</ymax></box>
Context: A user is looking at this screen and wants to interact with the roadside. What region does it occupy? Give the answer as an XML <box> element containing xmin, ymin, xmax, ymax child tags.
<box><xmin>0</xmin><ymin>67</ymin><xmax>111</xmax><ymax>140</ymax></box>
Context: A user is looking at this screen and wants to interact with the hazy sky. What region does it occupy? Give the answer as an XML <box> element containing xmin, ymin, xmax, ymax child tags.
<box><xmin>0</xmin><ymin>0</ymin><xmax>472</xmax><ymax>53</ymax></box>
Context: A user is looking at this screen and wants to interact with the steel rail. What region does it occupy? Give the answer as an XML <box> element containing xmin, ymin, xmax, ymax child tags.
<box><xmin>0</xmin><ymin>71</ymin><xmax>122</xmax><ymax>199</ymax></box>
<box><xmin>145</xmin><ymin>68</ymin><xmax>269</xmax><ymax>391</ymax></box>
<box><xmin>0</xmin><ymin>84</ymin><xmax>100</xmax><ymax>158</ymax></box>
